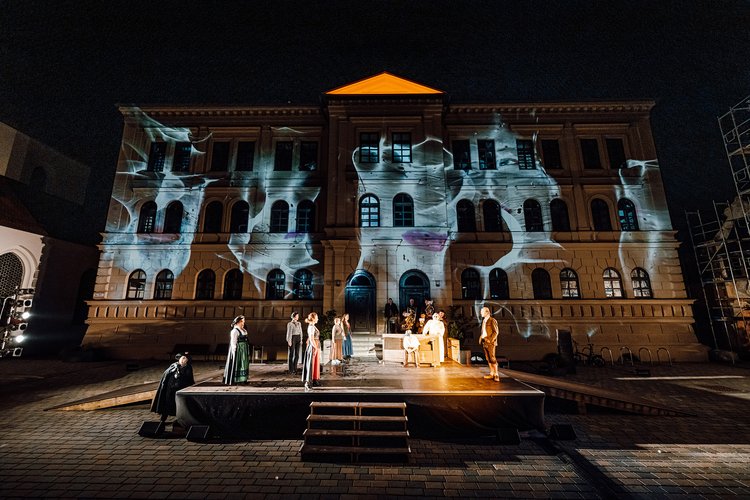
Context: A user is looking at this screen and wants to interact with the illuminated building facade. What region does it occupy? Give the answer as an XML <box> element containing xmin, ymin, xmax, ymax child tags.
<box><xmin>83</xmin><ymin>73</ymin><xmax>707</xmax><ymax>361</ymax></box>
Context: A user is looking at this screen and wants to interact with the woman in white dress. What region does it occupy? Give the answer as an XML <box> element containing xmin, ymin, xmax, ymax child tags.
<box><xmin>422</xmin><ymin>313</ymin><xmax>446</xmax><ymax>362</ymax></box>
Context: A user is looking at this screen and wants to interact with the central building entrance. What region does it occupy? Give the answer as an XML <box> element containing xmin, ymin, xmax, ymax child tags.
<box><xmin>344</xmin><ymin>270</ymin><xmax>376</xmax><ymax>333</ymax></box>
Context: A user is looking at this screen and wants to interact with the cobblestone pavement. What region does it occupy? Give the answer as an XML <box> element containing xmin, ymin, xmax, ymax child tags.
<box><xmin>0</xmin><ymin>358</ymin><xmax>749</xmax><ymax>499</ymax></box>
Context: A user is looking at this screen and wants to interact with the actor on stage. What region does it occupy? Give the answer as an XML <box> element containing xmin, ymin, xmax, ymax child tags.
<box><xmin>286</xmin><ymin>312</ymin><xmax>303</xmax><ymax>375</ymax></box>
<box><xmin>151</xmin><ymin>353</ymin><xmax>195</xmax><ymax>422</ymax></box>
<box><xmin>384</xmin><ymin>298</ymin><xmax>399</xmax><ymax>333</ymax></box>
<box><xmin>424</xmin><ymin>298</ymin><xmax>435</xmax><ymax>318</ymax></box>
<box><xmin>422</xmin><ymin>313</ymin><xmax>446</xmax><ymax>362</ymax></box>
<box><xmin>330</xmin><ymin>316</ymin><xmax>344</xmax><ymax>363</ymax></box>
<box><xmin>438</xmin><ymin>309</ymin><xmax>450</xmax><ymax>357</ymax></box>
<box><xmin>342</xmin><ymin>313</ymin><xmax>353</xmax><ymax>360</ymax></box>
<box><xmin>479</xmin><ymin>306</ymin><xmax>500</xmax><ymax>381</ymax></box>
<box><xmin>224</xmin><ymin>315</ymin><xmax>250</xmax><ymax>385</ymax></box>
<box><xmin>301</xmin><ymin>312</ymin><xmax>321</xmax><ymax>391</ymax></box>
<box><xmin>402</xmin><ymin>330</ymin><xmax>420</xmax><ymax>367</ymax></box>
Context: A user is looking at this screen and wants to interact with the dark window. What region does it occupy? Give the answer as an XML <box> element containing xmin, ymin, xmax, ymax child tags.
<box><xmin>392</xmin><ymin>133</ymin><xmax>412</xmax><ymax>163</ymax></box>
<box><xmin>154</xmin><ymin>270</ymin><xmax>174</xmax><ymax>300</ymax></box>
<box><xmin>603</xmin><ymin>268</ymin><xmax>623</xmax><ymax>298</ymax></box>
<box><xmin>478</xmin><ymin>140</ymin><xmax>496</xmax><ymax>170</ymax></box>
<box><xmin>360</xmin><ymin>195</ymin><xmax>380</xmax><ymax>227</ymax></box>
<box><xmin>532</xmin><ymin>268</ymin><xmax>553</xmax><ymax>299</ymax></box>
<box><xmin>524</xmin><ymin>199</ymin><xmax>544</xmax><ymax>232</ymax></box>
<box><xmin>580</xmin><ymin>139</ymin><xmax>602</xmax><ymax>169</ymax></box>
<box><xmin>266</xmin><ymin>269</ymin><xmax>286</xmax><ymax>299</ymax></box>
<box><xmin>560</xmin><ymin>268</ymin><xmax>580</xmax><ymax>299</ymax></box>
<box><xmin>223</xmin><ymin>269</ymin><xmax>243</xmax><ymax>300</ymax></box>
<box><xmin>489</xmin><ymin>268</ymin><xmax>509</xmax><ymax>299</ymax></box>
<box><xmin>550</xmin><ymin>199</ymin><xmax>571</xmax><ymax>231</ymax></box>
<box><xmin>164</xmin><ymin>201</ymin><xmax>183</xmax><ymax>233</ymax></box>
<box><xmin>461</xmin><ymin>268</ymin><xmax>481</xmax><ymax>300</ymax></box>
<box><xmin>359</xmin><ymin>133</ymin><xmax>379</xmax><ymax>163</ymax></box>
<box><xmin>296</xmin><ymin>200</ymin><xmax>315</xmax><ymax>233</ymax></box>
<box><xmin>202</xmin><ymin>201</ymin><xmax>223</xmax><ymax>232</ymax></box>
<box><xmin>172</xmin><ymin>142</ymin><xmax>192</xmax><ymax>172</ymax></box>
<box><xmin>618</xmin><ymin>199</ymin><xmax>639</xmax><ymax>231</ymax></box>
<box><xmin>137</xmin><ymin>201</ymin><xmax>157</xmax><ymax>234</ymax></box>
<box><xmin>591</xmin><ymin>199</ymin><xmax>612</xmax><ymax>231</ymax></box>
<box><xmin>126</xmin><ymin>270</ymin><xmax>146</xmax><ymax>299</ymax></box>
<box><xmin>299</xmin><ymin>141</ymin><xmax>318</xmax><ymax>171</ymax></box>
<box><xmin>483</xmin><ymin>200</ymin><xmax>504</xmax><ymax>232</ymax></box>
<box><xmin>211</xmin><ymin>142</ymin><xmax>230</xmax><ymax>172</ymax></box>
<box><xmin>631</xmin><ymin>268</ymin><xmax>652</xmax><ymax>298</ymax></box>
<box><xmin>452</xmin><ymin>140</ymin><xmax>471</xmax><ymax>170</ymax></box>
<box><xmin>393</xmin><ymin>193</ymin><xmax>414</xmax><ymax>227</ymax></box>
<box><xmin>147</xmin><ymin>142</ymin><xmax>167</xmax><ymax>172</ymax></box>
<box><xmin>606</xmin><ymin>138</ymin><xmax>626</xmax><ymax>169</ymax></box>
<box><xmin>274</xmin><ymin>141</ymin><xmax>293</xmax><ymax>171</ymax></box>
<box><xmin>456</xmin><ymin>200</ymin><xmax>476</xmax><ymax>232</ymax></box>
<box><xmin>195</xmin><ymin>269</ymin><xmax>215</xmax><ymax>299</ymax></box>
<box><xmin>270</xmin><ymin>200</ymin><xmax>289</xmax><ymax>233</ymax></box>
<box><xmin>293</xmin><ymin>269</ymin><xmax>314</xmax><ymax>299</ymax></box>
<box><xmin>230</xmin><ymin>201</ymin><xmax>249</xmax><ymax>233</ymax></box>
<box><xmin>517</xmin><ymin>139</ymin><xmax>535</xmax><ymax>170</ymax></box>
<box><xmin>541</xmin><ymin>139</ymin><xmax>562</xmax><ymax>169</ymax></box>
<box><xmin>236</xmin><ymin>141</ymin><xmax>255</xmax><ymax>171</ymax></box>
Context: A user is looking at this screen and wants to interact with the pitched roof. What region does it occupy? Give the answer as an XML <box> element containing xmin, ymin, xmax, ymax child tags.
<box><xmin>326</xmin><ymin>72</ymin><xmax>444</xmax><ymax>95</ymax></box>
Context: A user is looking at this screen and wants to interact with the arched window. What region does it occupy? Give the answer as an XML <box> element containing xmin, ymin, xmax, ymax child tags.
<box><xmin>126</xmin><ymin>269</ymin><xmax>146</xmax><ymax>299</ymax></box>
<box><xmin>560</xmin><ymin>268</ymin><xmax>580</xmax><ymax>299</ymax></box>
<box><xmin>223</xmin><ymin>269</ymin><xmax>243</xmax><ymax>300</ymax></box>
<box><xmin>489</xmin><ymin>268</ymin><xmax>509</xmax><ymax>299</ymax></box>
<box><xmin>461</xmin><ymin>268</ymin><xmax>481</xmax><ymax>299</ymax></box>
<box><xmin>603</xmin><ymin>268</ymin><xmax>623</xmax><ymax>298</ymax></box>
<box><xmin>456</xmin><ymin>200</ymin><xmax>476</xmax><ymax>232</ymax></box>
<box><xmin>0</xmin><ymin>252</ymin><xmax>24</xmax><ymax>299</ymax></box>
<box><xmin>229</xmin><ymin>201</ymin><xmax>250</xmax><ymax>233</ymax></box>
<box><xmin>524</xmin><ymin>199</ymin><xmax>543</xmax><ymax>232</ymax></box>
<box><xmin>483</xmin><ymin>200</ymin><xmax>504</xmax><ymax>232</ymax></box>
<box><xmin>137</xmin><ymin>201</ymin><xmax>157</xmax><ymax>234</ymax></box>
<box><xmin>360</xmin><ymin>195</ymin><xmax>380</xmax><ymax>227</ymax></box>
<box><xmin>532</xmin><ymin>268</ymin><xmax>552</xmax><ymax>299</ymax></box>
<box><xmin>163</xmin><ymin>201</ymin><xmax>183</xmax><ymax>233</ymax></box>
<box><xmin>591</xmin><ymin>199</ymin><xmax>612</xmax><ymax>231</ymax></box>
<box><xmin>550</xmin><ymin>199</ymin><xmax>571</xmax><ymax>232</ymax></box>
<box><xmin>154</xmin><ymin>270</ymin><xmax>174</xmax><ymax>299</ymax></box>
<box><xmin>618</xmin><ymin>199</ymin><xmax>639</xmax><ymax>231</ymax></box>
<box><xmin>270</xmin><ymin>200</ymin><xmax>289</xmax><ymax>233</ymax></box>
<box><xmin>293</xmin><ymin>269</ymin><xmax>314</xmax><ymax>299</ymax></box>
<box><xmin>195</xmin><ymin>269</ymin><xmax>216</xmax><ymax>300</ymax></box>
<box><xmin>266</xmin><ymin>269</ymin><xmax>286</xmax><ymax>299</ymax></box>
<box><xmin>393</xmin><ymin>193</ymin><xmax>414</xmax><ymax>227</ymax></box>
<box><xmin>202</xmin><ymin>201</ymin><xmax>223</xmax><ymax>233</ymax></box>
<box><xmin>631</xmin><ymin>268</ymin><xmax>652</xmax><ymax>298</ymax></box>
<box><xmin>296</xmin><ymin>200</ymin><xmax>315</xmax><ymax>233</ymax></box>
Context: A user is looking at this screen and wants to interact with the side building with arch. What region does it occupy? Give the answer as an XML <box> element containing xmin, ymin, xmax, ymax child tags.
<box><xmin>82</xmin><ymin>73</ymin><xmax>706</xmax><ymax>361</ymax></box>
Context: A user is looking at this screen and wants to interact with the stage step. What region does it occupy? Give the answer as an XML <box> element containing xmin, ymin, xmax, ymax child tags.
<box><xmin>300</xmin><ymin>401</ymin><xmax>410</xmax><ymax>462</ymax></box>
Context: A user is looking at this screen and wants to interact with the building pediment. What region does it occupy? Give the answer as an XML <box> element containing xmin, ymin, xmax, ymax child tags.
<box><xmin>326</xmin><ymin>72</ymin><xmax>444</xmax><ymax>96</ymax></box>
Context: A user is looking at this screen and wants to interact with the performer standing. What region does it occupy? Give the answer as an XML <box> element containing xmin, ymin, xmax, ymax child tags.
<box><xmin>422</xmin><ymin>313</ymin><xmax>446</xmax><ymax>362</ymax></box>
<box><xmin>384</xmin><ymin>298</ymin><xmax>399</xmax><ymax>333</ymax></box>
<box><xmin>224</xmin><ymin>315</ymin><xmax>250</xmax><ymax>385</ymax></box>
<box><xmin>301</xmin><ymin>312</ymin><xmax>321</xmax><ymax>391</ymax></box>
<box><xmin>342</xmin><ymin>312</ymin><xmax>353</xmax><ymax>360</ymax></box>
<box><xmin>150</xmin><ymin>353</ymin><xmax>195</xmax><ymax>422</ymax></box>
<box><xmin>424</xmin><ymin>298</ymin><xmax>435</xmax><ymax>318</ymax></box>
<box><xmin>479</xmin><ymin>306</ymin><xmax>500</xmax><ymax>381</ymax></box>
<box><xmin>438</xmin><ymin>309</ymin><xmax>450</xmax><ymax>357</ymax></box>
<box><xmin>286</xmin><ymin>312</ymin><xmax>303</xmax><ymax>374</ymax></box>
<box><xmin>330</xmin><ymin>316</ymin><xmax>344</xmax><ymax>363</ymax></box>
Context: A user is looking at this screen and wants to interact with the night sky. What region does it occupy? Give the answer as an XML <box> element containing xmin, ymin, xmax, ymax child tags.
<box><xmin>1</xmin><ymin>0</ymin><xmax>749</xmax><ymax>239</ymax></box>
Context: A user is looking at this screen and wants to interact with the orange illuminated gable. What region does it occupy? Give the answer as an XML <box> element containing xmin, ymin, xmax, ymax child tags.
<box><xmin>326</xmin><ymin>72</ymin><xmax>444</xmax><ymax>95</ymax></box>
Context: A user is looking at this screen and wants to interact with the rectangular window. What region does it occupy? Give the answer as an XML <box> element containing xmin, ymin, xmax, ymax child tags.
<box><xmin>236</xmin><ymin>141</ymin><xmax>255</xmax><ymax>171</ymax></box>
<box><xmin>299</xmin><ymin>141</ymin><xmax>318</xmax><ymax>171</ymax></box>
<box><xmin>210</xmin><ymin>142</ymin><xmax>230</xmax><ymax>172</ymax></box>
<box><xmin>392</xmin><ymin>133</ymin><xmax>412</xmax><ymax>163</ymax></box>
<box><xmin>452</xmin><ymin>140</ymin><xmax>471</xmax><ymax>170</ymax></box>
<box><xmin>580</xmin><ymin>139</ymin><xmax>602</xmax><ymax>169</ymax></box>
<box><xmin>172</xmin><ymin>142</ymin><xmax>192</xmax><ymax>172</ymax></box>
<box><xmin>606</xmin><ymin>138</ymin><xmax>626</xmax><ymax>169</ymax></box>
<box><xmin>516</xmin><ymin>139</ymin><xmax>535</xmax><ymax>170</ymax></box>
<box><xmin>541</xmin><ymin>139</ymin><xmax>563</xmax><ymax>169</ymax></box>
<box><xmin>477</xmin><ymin>140</ymin><xmax>496</xmax><ymax>170</ymax></box>
<box><xmin>274</xmin><ymin>141</ymin><xmax>293</xmax><ymax>171</ymax></box>
<box><xmin>359</xmin><ymin>133</ymin><xmax>379</xmax><ymax>163</ymax></box>
<box><xmin>146</xmin><ymin>142</ymin><xmax>167</xmax><ymax>172</ymax></box>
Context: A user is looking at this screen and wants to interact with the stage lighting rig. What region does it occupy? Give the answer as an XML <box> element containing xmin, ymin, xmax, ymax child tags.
<box><xmin>0</xmin><ymin>287</ymin><xmax>34</xmax><ymax>358</ymax></box>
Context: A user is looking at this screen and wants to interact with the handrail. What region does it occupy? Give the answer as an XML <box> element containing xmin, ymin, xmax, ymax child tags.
<box><xmin>656</xmin><ymin>347</ymin><xmax>672</xmax><ymax>366</ymax></box>
<box><xmin>600</xmin><ymin>346</ymin><xmax>615</xmax><ymax>366</ymax></box>
<box><xmin>638</xmin><ymin>347</ymin><xmax>653</xmax><ymax>366</ymax></box>
<box><xmin>619</xmin><ymin>346</ymin><xmax>634</xmax><ymax>366</ymax></box>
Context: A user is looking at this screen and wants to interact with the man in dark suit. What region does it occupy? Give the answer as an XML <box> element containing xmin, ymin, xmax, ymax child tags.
<box><xmin>479</xmin><ymin>306</ymin><xmax>500</xmax><ymax>381</ymax></box>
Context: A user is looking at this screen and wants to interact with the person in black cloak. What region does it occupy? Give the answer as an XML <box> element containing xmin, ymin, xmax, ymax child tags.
<box><xmin>150</xmin><ymin>353</ymin><xmax>195</xmax><ymax>422</ymax></box>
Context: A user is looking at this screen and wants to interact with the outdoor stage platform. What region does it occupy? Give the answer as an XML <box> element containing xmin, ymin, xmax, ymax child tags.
<box><xmin>175</xmin><ymin>359</ymin><xmax>545</xmax><ymax>439</ymax></box>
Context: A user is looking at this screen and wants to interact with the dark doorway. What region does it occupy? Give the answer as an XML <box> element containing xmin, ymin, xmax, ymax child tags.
<box><xmin>399</xmin><ymin>270</ymin><xmax>430</xmax><ymax>316</ymax></box>
<box><xmin>345</xmin><ymin>270</ymin><xmax>376</xmax><ymax>333</ymax></box>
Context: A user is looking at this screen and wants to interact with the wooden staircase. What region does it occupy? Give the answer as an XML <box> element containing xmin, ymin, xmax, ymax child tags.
<box><xmin>299</xmin><ymin>402</ymin><xmax>410</xmax><ymax>462</ymax></box>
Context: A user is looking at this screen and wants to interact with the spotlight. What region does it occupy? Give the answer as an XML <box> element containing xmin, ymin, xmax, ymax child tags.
<box><xmin>14</xmin><ymin>335</ymin><xmax>25</xmax><ymax>343</ymax></box>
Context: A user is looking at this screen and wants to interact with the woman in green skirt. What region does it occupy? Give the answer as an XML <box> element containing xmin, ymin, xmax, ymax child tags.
<box><xmin>224</xmin><ymin>315</ymin><xmax>250</xmax><ymax>385</ymax></box>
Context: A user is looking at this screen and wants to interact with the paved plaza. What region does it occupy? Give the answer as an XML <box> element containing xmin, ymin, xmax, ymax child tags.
<box><xmin>0</xmin><ymin>357</ymin><xmax>749</xmax><ymax>499</ymax></box>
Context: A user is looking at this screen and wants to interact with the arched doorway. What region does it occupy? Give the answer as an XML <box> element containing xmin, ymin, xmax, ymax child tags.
<box><xmin>345</xmin><ymin>270</ymin><xmax>376</xmax><ymax>333</ymax></box>
<box><xmin>399</xmin><ymin>270</ymin><xmax>430</xmax><ymax>317</ymax></box>
<box><xmin>0</xmin><ymin>252</ymin><xmax>24</xmax><ymax>325</ymax></box>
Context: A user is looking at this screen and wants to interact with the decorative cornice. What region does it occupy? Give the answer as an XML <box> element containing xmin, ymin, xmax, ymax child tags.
<box><xmin>447</xmin><ymin>101</ymin><xmax>655</xmax><ymax>115</ymax></box>
<box><xmin>119</xmin><ymin>105</ymin><xmax>322</xmax><ymax>119</ymax></box>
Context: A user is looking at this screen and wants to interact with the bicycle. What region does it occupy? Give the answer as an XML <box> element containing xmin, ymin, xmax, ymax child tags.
<box><xmin>573</xmin><ymin>341</ymin><xmax>606</xmax><ymax>367</ymax></box>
